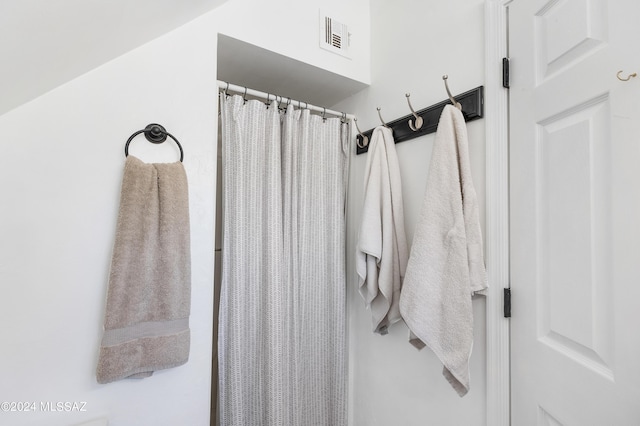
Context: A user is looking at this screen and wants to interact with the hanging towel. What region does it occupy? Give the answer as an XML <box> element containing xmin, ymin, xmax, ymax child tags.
<box><xmin>356</xmin><ymin>126</ymin><xmax>409</xmax><ymax>334</ymax></box>
<box><xmin>399</xmin><ymin>105</ymin><xmax>488</xmax><ymax>396</ymax></box>
<box><xmin>96</xmin><ymin>155</ymin><xmax>191</xmax><ymax>384</ymax></box>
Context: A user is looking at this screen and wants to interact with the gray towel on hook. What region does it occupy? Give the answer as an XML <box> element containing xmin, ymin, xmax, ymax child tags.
<box><xmin>96</xmin><ymin>155</ymin><xmax>191</xmax><ymax>384</ymax></box>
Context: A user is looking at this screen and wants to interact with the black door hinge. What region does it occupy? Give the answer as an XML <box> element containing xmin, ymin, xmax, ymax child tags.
<box><xmin>504</xmin><ymin>288</ymin><xmax>511</xmax><ymax>318</ymax></box>
<box><xmin>502</xmin><ymin>57</ymin><xmax>510</xmax><ymax>89</ymax></box>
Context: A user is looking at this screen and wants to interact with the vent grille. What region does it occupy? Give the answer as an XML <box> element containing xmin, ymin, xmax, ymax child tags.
<box><xmin>325</xmin><ymin>17</ymin><xmax>345</xmax><ymax>49</ymax></box>
<box><xmin>320</xmin><ymin>13</ymin><xmax>350</xmax><ymax>58</ymax></box>
<box><xmin>332</xmin><ymin>34</ymin><xmax>341</xmax><ymax>49</ymax></box>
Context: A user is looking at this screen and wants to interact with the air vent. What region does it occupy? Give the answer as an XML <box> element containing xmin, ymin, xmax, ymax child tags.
<box><xmin>319</xmin><ymin>12</ymin><xmax>351</xmax><ymax>58</ymax></box>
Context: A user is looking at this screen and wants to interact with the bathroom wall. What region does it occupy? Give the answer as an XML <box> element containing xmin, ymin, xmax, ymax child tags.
<box><xmin>332</xmin><ymin>0</ymin><xmax>488</xmax><ymax>425</ymax></box>
<box><xmin>212</xmin><ymin>0</ymin><xmax>371</xmax><ymax>86</ymax></box>
<box><xmin>0</xmin><ymin>0</ymin><xmax>230</xmax><ymax>116</ymax></box>
<box><xmin>0</xmin><ymin>1</ymin><xmax>369</xmax><ymax>425</ymax></box>
<box><xmin>0</xmin><ymin>14</ymin><xmax>218</xmax><ymax>426</ymax></box>
<box><xmin>0</xmin><ymin>0</ymin><xmax>488</xmax><ymax>424</ymax></box>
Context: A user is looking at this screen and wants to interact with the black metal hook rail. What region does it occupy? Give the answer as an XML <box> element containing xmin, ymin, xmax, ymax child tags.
<box><xmin>356</xmin><ymin>86</ymin><xmax>484</xmax><ymax>155</ymax></box>
<box><xmin>125</xmin><ymin>123</ymin><xmax>184</xmax><ymax>162</ymax></box>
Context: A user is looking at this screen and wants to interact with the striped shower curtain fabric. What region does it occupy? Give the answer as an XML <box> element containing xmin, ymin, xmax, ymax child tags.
<box><xmin>218</xmin><ymin>94</ymin><xmax>348</xmax><ymax>426</ymax></box>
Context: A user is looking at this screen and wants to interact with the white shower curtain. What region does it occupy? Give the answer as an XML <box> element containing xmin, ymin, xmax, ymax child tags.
<box><xmin>218</xmin><ymin>94</ymin><xmax>348</xmax><ymax>426</ymax></box>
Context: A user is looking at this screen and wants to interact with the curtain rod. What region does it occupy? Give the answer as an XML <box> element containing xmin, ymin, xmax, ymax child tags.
<box><xmin>217</xmin><ymin>80</ymin><xmax>355</xmax><ymax>121</ymax></box>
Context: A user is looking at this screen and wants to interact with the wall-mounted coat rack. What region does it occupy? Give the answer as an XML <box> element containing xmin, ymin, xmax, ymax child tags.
<box><xmin>356</xmin><ymin>85</ymin><xmax>484</xmax><ymax>155</ymax></box>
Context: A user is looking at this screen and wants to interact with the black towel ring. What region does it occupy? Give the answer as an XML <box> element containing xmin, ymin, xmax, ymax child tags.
<box><xmin>124</xmin><ymin>123</ymin><xmax>184</xmax><ymax>162</ymax></box>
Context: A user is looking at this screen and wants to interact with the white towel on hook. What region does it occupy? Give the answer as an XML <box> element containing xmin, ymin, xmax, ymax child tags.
<box><xmin>356</xmin><ymin>126</ymin><xmax>408</xmax><ymax>335</ymax></box>
<box><xmin>399</xmin><ymin>105</ymin><xmax>488</xmax><ymax>396</ymax></box>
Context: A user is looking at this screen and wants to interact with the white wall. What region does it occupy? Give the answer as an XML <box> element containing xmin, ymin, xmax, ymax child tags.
<box><xmin>0</xmin><ymin>13</ymin><xmax>218</xmax><ymax>426</ymax></box>
<box><xmin>0</xmin><ymin>0</ymin><xmax>230</xmax><ymax>116</ymax></box>
<box><xmin>0</xmin><ymin>1</ymin><xmax>369</xmax><ymax>426</ymax></box>
<box><xmin>332</xmin><ymin>1</ymin><xmax>488</xmax><ymax>425</ymax></box>
<box><xmin>212</xmin><ymin>0</ymin><xmax>370</xmax><ymax>85</ymax></box>
<box><xmin>0</xmin><ymin>0</ymin><xmax>489</xmax><ymax>424</ymax></box>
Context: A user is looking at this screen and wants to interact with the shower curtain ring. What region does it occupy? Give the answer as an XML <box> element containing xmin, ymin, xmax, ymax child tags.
<box><xmin>243</xmin><ymin>87</ymin><xmax>248</xmax><ymax>104</ymax></box>
<box><xmin>224</xmin><ymin>82</ymin><xmax>230</xmax><ymax>97</ymax></box>
<box><xmin>322</xmin><ymin>107</ymin><xmax>327</xmax><ymax>122</ymax></box>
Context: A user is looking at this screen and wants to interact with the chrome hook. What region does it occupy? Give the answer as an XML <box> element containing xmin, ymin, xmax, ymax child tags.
<box><xmin>322</xmin><ymin>107</ymin><xmax>327</xmax><ymax>122</ymax></box>
<box><xmin>377</xmin><ymin>107</ymin><xmax>389</xmax><ymax>127</ymax></box>
<box><xmin>224</xmin><ymin>82</ymin><xmax>230</xmax><ymax>97</ymax></box>
<box><xmin>405</xmin><ymin>93</ymin><xmax>423</xmax><ymax>131</ymax></box>
<box><xmin>617</xmin><ymin>70</ymin><xmax>637</xmax><ymax>81</ymax></box>
<box><xmin>243</xmin><ymin>87</ymin><xmax>248</xmax><ymax>104</ymax></box>
<box><xmin>442</xmin><ymin>75</ymin><xmax>462</xmax><ymax>110</ymax></box>
<box><xmin>354</xmin><ymin>117</ymin><xmax>369</xmax><ymax>148</ymax></box>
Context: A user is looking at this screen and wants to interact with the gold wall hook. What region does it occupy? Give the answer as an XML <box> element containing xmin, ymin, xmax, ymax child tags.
<box><xmin>376</xmin><ymin>107</ymin><xmax>389</xmax><ymax>128</ymax></box>
<box><xmin>617</xmin><ymin>70</ymin><xmax>637</xmax><ymax>81</ymax></box>
<box><xmin>354</xmin><ymin>117</ymin><xmax>369</xmax><ymax>148</ymax></box>
<box><xmin>405</xmin><ymin>93</ymin><xmax>423</xmax><ymax>131</ymax></box>
<box><xmin>442</xmin><ymin>75</ymin><xmax>462</xmax><ymax>110</ymax></box>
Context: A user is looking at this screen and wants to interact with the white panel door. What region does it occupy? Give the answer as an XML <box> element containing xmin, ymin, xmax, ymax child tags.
<box><xmin>509</xmin><ymin>0</ymin><xmax>640</xmax><ymax>425</ymax></box>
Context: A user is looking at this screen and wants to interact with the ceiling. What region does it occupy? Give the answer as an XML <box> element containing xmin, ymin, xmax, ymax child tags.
<box><xmin>0</xmin><ymin>0</ymin><xmax>229</xmax><ymax>116</ymax></box>
<box><xmin>217</xmin><ymin>35</ymin><xmax>368</xmax><ymax>110</ymax></box>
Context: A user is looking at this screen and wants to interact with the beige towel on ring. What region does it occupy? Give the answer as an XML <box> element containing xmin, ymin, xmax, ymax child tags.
<box><xmin>96</xmin><ymin>155</ymin><xmax>191</xmax><ymax>384</ymax></box>
<box><xmin>399</xmin><ymin>105</ymin><xmax>487</xmax><ymax>397</ymax></box>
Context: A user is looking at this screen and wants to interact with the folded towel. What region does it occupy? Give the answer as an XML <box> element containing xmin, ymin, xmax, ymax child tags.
<box><xmin>356</xmin><ymin>126</ymin><xmax>408</xmax><ymax>334</ymax></box>
<box><xmin>399</xmin><ymin>105</ymin><xmax>487</xmax><ymax>396</ymax></box>
<box><xmin>96</xmin><ymin>155</ymin><xmax>191</xmax><ymax>384</ymax></box>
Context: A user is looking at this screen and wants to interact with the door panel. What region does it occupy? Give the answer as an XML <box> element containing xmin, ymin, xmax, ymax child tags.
<box><xmin>537</xmin><ymin>95</ymin><xmax>615</xmax><ymax>380</ymax></box>
<box><xmin>510</xmin><ymin>0</ymin><xmax>640</xmax><ymax>424</ymax></box>
<box><xmin>535</xmin><ymin>0</ymin><xmax>607</xmax><ymax>82</ymax></box>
